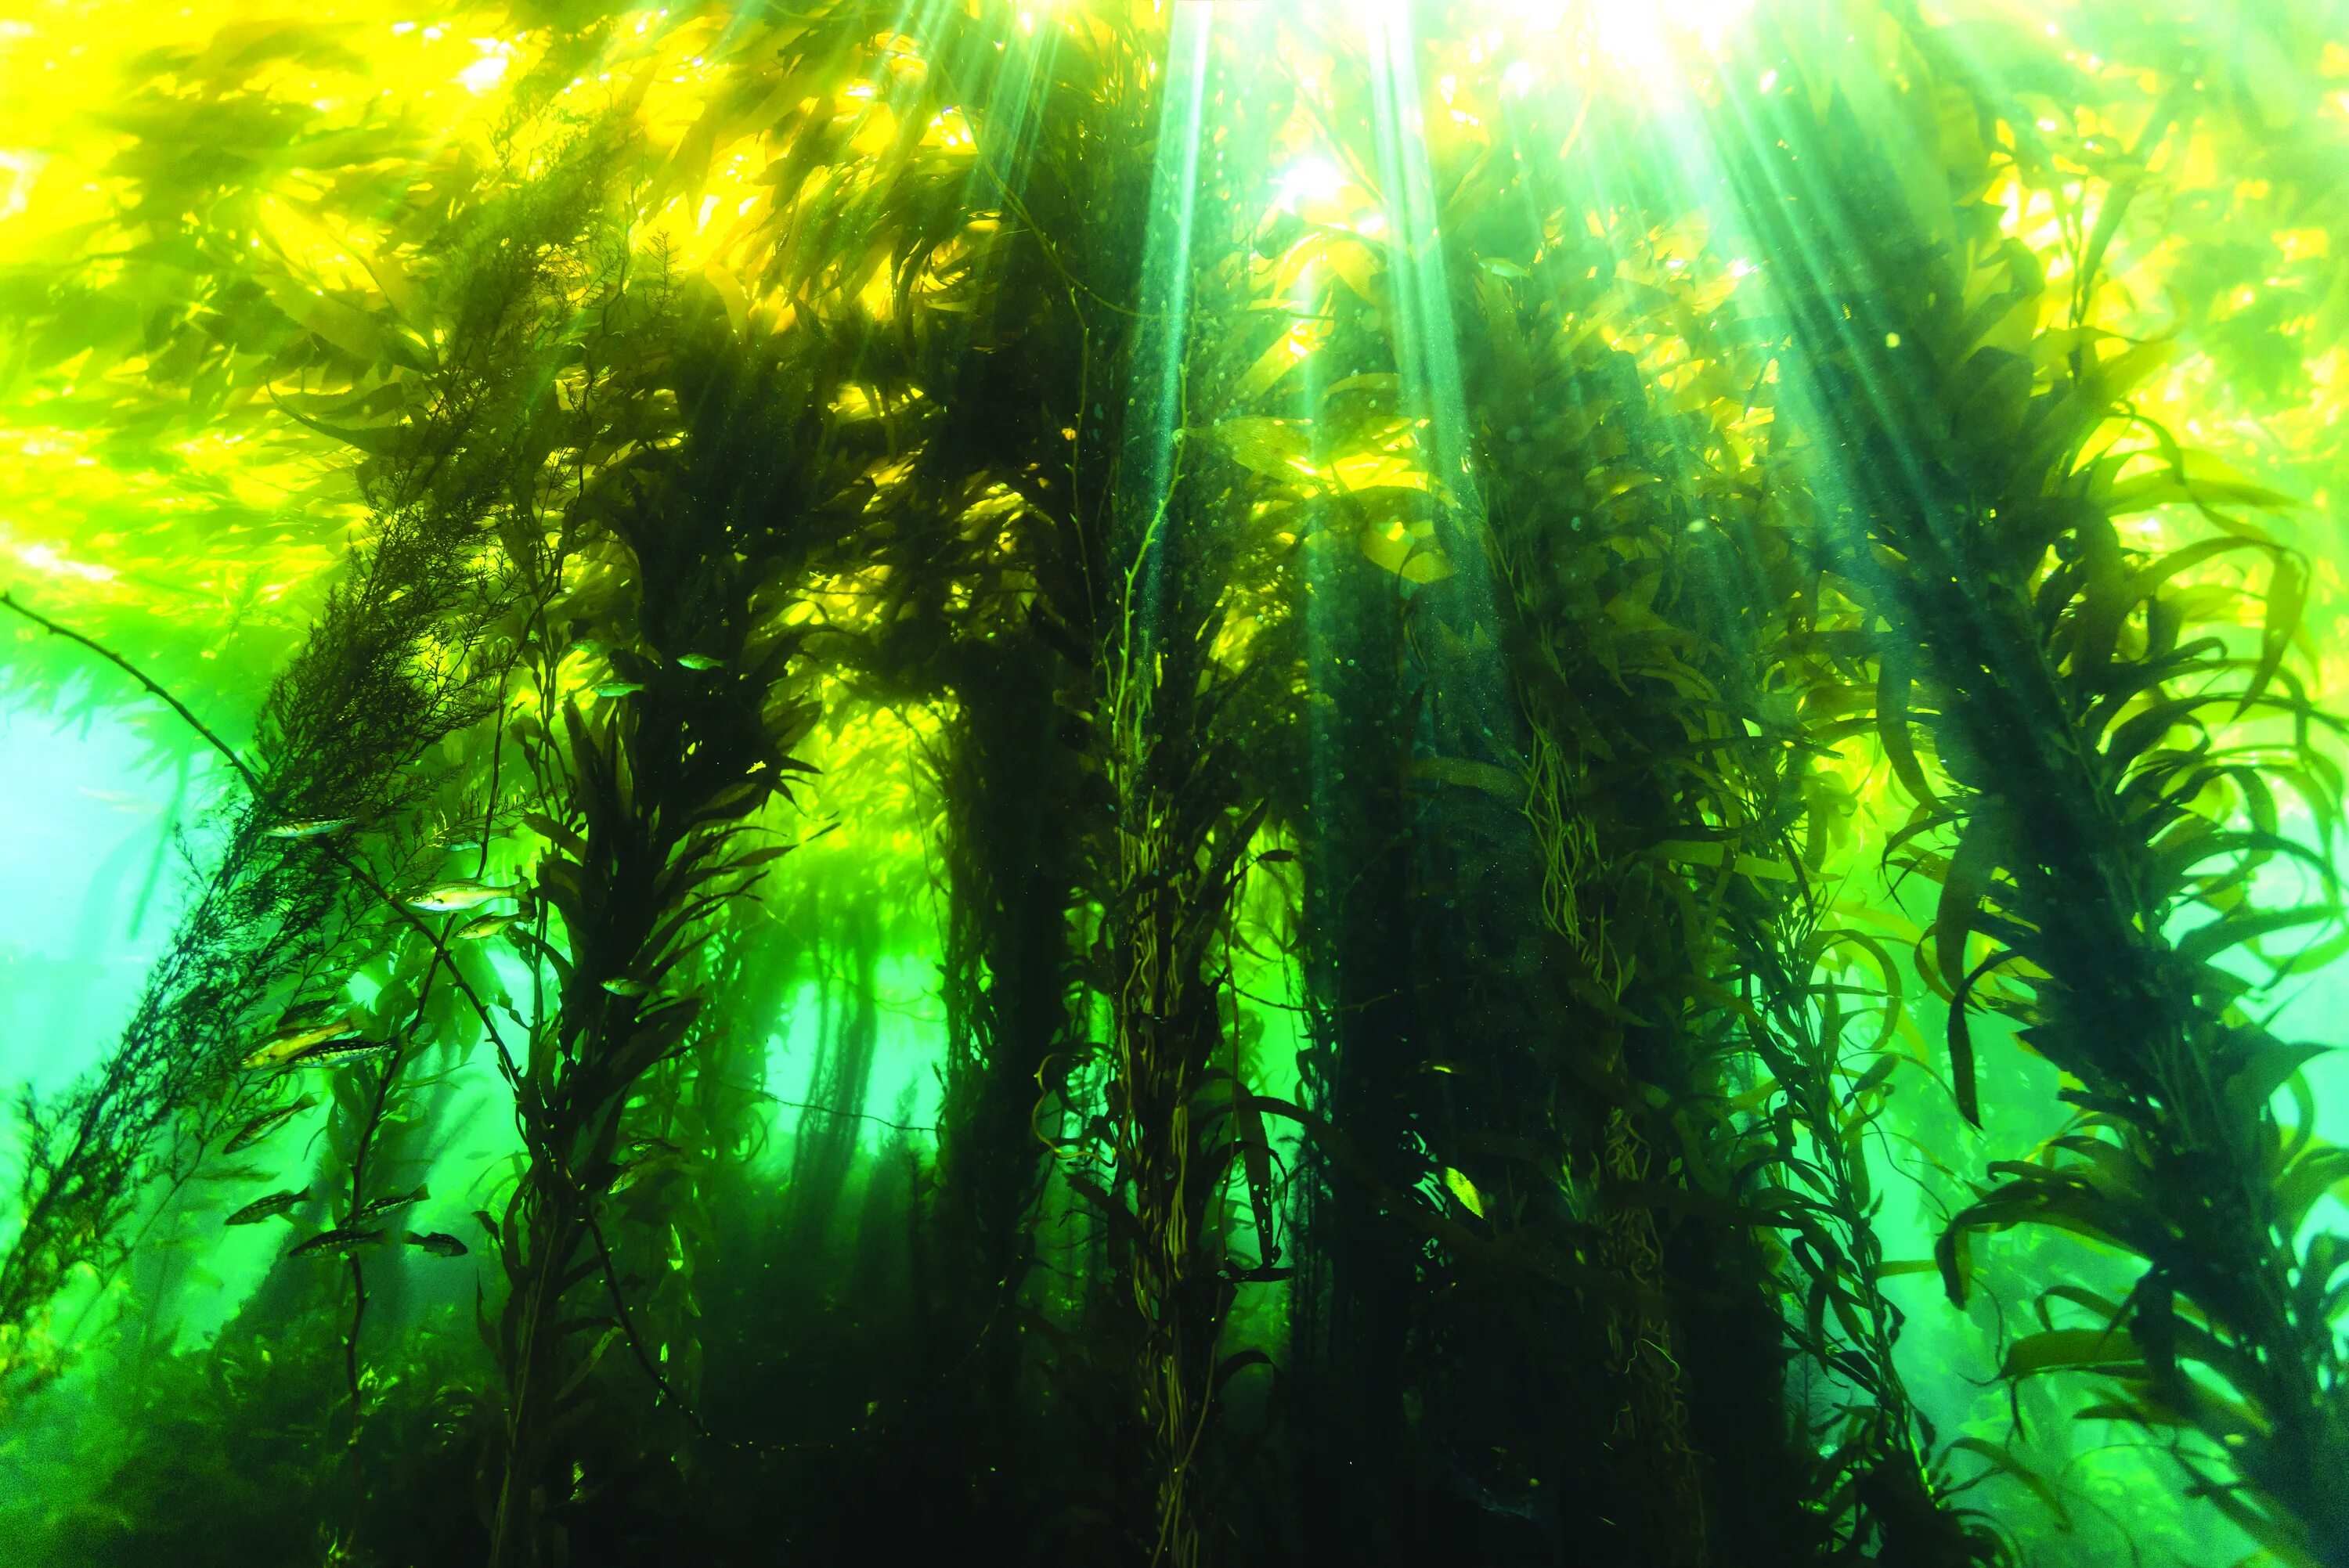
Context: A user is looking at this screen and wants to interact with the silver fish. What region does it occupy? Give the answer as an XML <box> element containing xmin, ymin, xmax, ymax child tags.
<box><xmin>263</xmin><ymin>817</ymin><xmax>357</xmax><ymax>839</ymax></box>
<box><xmin>226</xmin><ymin>1188</ymin><xmax>309</xmax><ymax>1226</ymax></box>
<box><xmin>283</xmin><ymin>1036</ymin><xmax>395</xmax><ymax>1069</ymax></box>
<box><xmin>404</xmin><ymin>880</ymin><xmax>514</xmax><ymax>914</ymax></box>
<box><xmin>609</xmin><ymin>1148</ymin><xmax>679</xmax><ymax>1195</ymax></box>
<box><xmin>242</xmin><ymin>1018</ymin><xmax>352</xmax><ymax>1070</ymax></box>
<box><xmin>592</xmin><ymin>679</ymin><xmax>646</xmax><ymax>698</ymax></box>
<box><xmin>673</xmin><ymin>653</ymin><xmax>723</xmax><ymax>671</ymax></box>
<box><xmin>600</xmin><ymin>977</ymin><xmax>650</xmax><ymax>998</ymax></box>
<box><xmin>223</xmin><ymin>1094</ymin><xmax>318</xmax><ymax>1153</ymax></box>
<box><xmin>353</xmin><ymin>1184</ymin><xmax>428</xmax><ymax>1223</ymax></box>
<box><xmin>288</xmin><ymin>1226</ymin><xmax>384</xmax><ymax>1258</ymax></box>
<box><xmin>454</xmin><ymin>912</ymin><xmax>515</xmax><ymax>941</ymax></box>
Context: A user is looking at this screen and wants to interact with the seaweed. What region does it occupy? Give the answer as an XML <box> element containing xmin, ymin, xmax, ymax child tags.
<box><xmin>1715</xmin><ymin>13</ymin><xmax>2349</xmax><ymax>1559</ymax></box>
<box><xmin>2</xmin><ymin>3</ymin><xmax>2345</xmax><ymax>1566</ymax></box>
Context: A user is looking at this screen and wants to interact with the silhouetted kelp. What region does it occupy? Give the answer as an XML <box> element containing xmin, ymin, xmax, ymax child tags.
<box><xmin>0</xmin><ymin>125</ymin><xmax>629</xmax><ymax>1389</ymax></box>
<box><xmin>2</xmin><ymin>4</ymin><xmax>2346</xmax><ymax>1568</ymax></box>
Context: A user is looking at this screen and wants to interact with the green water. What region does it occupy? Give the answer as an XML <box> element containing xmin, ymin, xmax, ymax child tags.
<box><xmin>1</xmin><ymin>1</ymin><xmax>2347</xmax><ymax>1564</ymax></box>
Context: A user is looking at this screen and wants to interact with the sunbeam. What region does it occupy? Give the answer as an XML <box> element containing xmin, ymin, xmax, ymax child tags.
<box><xmin>2</xmin><ymin>3</ymin><xmax>2344</xmax><ymax>1566</ymax></box>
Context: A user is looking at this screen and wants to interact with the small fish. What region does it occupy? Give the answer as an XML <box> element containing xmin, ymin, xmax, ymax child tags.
<box><xmin>223</xmin><ymin>1094</ymin><xmax>318</xmax><ymax>1153</ymax></box>
<box><xmin>404</xmin><ymin>880</ymin><xmax>514</xmax><ymax>914</ymax></box>
<box><xmin>454</xmin><ymin>912</ymin><xmax>515</xmax><ymax>941</ymax></box>
<box><xmin>600</xmin><ymin>977</ymin><xmax>650</xmax><ymax>998</ymax></box>
<box><xmin>77</xmin><ymin>787</ymin><xmax>153</xmax><ymax>814</ymax></box>
<box><xmin>609</xmin><ymin>1149</ymin><xmax>680</xmax><ymax>1195</ymax></box>
<box><xmin>406</xmin><ymin>1231</ymin><xmax>469</xmax><ymax>1258</ymax></box>
<box><xmin>283</xmin><ymin>1036</ymin><xmax>395</xmax><ymax>1069</ymax></box>
<box><xmin>565</xmin><ymin>637</ymin><xmax>608</xmax><ymax>659</ymax></box>
<box><xmin>226</xmin><ymin>1188</ymin><xmax>309</xmax><ymax>1226</ymax></box>
<box><xmin>353</xmin><ymin>1184</ymin><xmax>428</xmax><ymax>1223</ymax></box>
<box><xmin>288</xmin><ymin>1226</ymin><xmax>384</xmax><ymax>1258</ymax></box>
<box><xmin>673</xmin><ymin>653</ymin><xmax>723</xmax><ymax>671</ymax></box>
<box><xmin>263</xmin><ymin>817</ymin><xmax>357</xmax><ymax>840</ymax></box>
<box><xmin>242</xmin><ymin>1019</ymin><xmax>351</xmax><ymax>1070</ymax></box>
<box><xmin>592</xmin><ymin>679</ymin><xmax>646</xmax><ymax>698</ymax></box>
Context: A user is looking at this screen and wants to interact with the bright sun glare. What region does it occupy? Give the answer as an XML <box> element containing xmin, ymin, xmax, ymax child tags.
<box><xmin>1479</xmin><ymin>0</ymin><xmax>1758</xmax><ymax>85</ymax></box>
<box><xmin>1277</xmin><ymin>155</ymin><xmax>1347</xmax><ymax>210</ymax></box>
<box><xmin>1597</xmin><ymin>0</ymin><xmax>1756</xmax><ymax>74</ymax></box>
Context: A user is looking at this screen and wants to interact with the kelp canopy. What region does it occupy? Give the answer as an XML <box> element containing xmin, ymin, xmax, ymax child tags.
<box><xmin>1</xmin><ymin>0</ymin><xmax>2347</xmax><ymax>1563</ymax></box>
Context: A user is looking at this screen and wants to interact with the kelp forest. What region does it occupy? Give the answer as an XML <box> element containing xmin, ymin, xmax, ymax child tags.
<box><xmin>1</xmin><ymin>0</ymin><xmax>2347</xmax><ymax>1563</ymax></box>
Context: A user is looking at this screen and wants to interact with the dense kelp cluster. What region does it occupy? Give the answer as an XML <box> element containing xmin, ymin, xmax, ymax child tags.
<box><xmin>2</xmin><ymin>1</ymin><xmax>2347</xmax><ymax>1565</ymax></box>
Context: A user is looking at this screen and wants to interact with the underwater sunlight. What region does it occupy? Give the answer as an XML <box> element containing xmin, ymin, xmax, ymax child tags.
<box><xmin>1</xmin><ymin>1</ymin><xmax>2347</xmax><ymax>1565</ymax></box>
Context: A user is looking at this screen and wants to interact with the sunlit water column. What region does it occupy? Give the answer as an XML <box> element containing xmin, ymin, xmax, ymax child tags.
<box><xmin>1106</xmin><ymin>9</ymin><xmax>1217</xmax><ymax>1564</ymax></box>
<box><xmin>1116</xmin><ymin>1</ymin><xmax>1213</xmax><ymax>658</ymax></box>
<box><xmin>1357</xmin><ymin>0</ymin><xmax>1516</xmax><ymax>755</ymax></box>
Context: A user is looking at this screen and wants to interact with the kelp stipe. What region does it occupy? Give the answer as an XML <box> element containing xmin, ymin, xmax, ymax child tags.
<box><xmin>1716</xmin><ymin>14</ymin><xmax>2349</xmax><ymax>1562</ymax></box>
<box><xmin>0</xmin><ymin>117</ymin><xmax>628</xmax><ymax>1390</ymax></box>
<box><xmin>2</xmin><ymin>3</ymin><xmax>2347</xmax><ymax>1566</ymax></box>
<box><xmin>477</xmin><ymin>265</ymin><xmax>871</xmax><ymax>1562</ymax></box>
